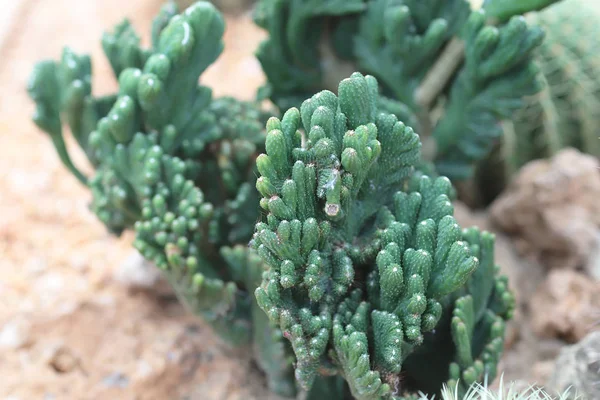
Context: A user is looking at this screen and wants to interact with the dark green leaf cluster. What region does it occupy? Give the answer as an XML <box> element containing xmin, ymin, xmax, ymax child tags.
<box><xmin>432</xmin><ymin>9</ymin><xmax>544</xmax><ymax>178</ymax></box>
<box><xmin>27</xmin><ymin>2</ymin><xmax>297</xmax><ymax>397</ymax></box>
<box><xmin>252</xmin><ymin>73</ymin><xmax>514</xmax><ymax>399</ymax></box>
<box><xmin>475</xmin><ymin>0</ymin><xmax>600</xmax><ymax>204</ymax></box>
<box><xmin>253</xmin><ymin>0</ymin><xmax>553</xmax><ymax>182</ymax></box>
<box><xmin>253</xmin><ymin>0</ymin><xmax>367</xmax><ymax>110</ymax></box>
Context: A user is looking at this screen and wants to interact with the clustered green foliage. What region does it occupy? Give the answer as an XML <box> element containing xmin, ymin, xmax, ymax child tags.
<box><xmin>475</xmin><ymin>0</ymin><xmax>600</xmax><ymax>203</ymax></box>
<box><xmin>253</xmin><ymin>0</ymin><xmax>562</xmax><ymax>184</ymax></box>
<box><xmin>251</xmin><ymin>72</ymin><xmax>514</xmax><ymax>399</ymax></box>
<box><xmin>28</xmin><ymin>2</ymin><xmax>297</xmax><ymax>397</ymax></box>
<box><xmin>26</xmin><ymin>1</ymin><xmax>555</xmax><ymax>399</ymax></box>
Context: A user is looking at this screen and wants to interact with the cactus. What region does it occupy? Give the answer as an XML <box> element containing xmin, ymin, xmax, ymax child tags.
<box><xmin>27</xmin><ymin>49</ymin><xmax>115</xmax><ymax>184</ymax></box>
<box><xmin>253</xmin><ymin>0</ymin><xmax>564</xmax><ymax>187</ymax></box>
<box><xmin>28</xmin><ymin>2</ymin><xmax>298</xmax><ymax>397</ymax></box>
<box><xmin>28</xmin><ymin>2</ymin><xmax>517</xmax><ymax>399</ymax></box>
<box><xmin>475</xmin><ymin>0</ymin><xmax>600</xmax><ymax>204</ymax></box>
<box><xmin>440</xmin><ymin>378</ymin><xmax>583</xmax><ymax>400</ymax></box>
<box><xmin>252</xmin><ymin>72</ymin><xmax>514</xmax><ymax>399</ymax></box>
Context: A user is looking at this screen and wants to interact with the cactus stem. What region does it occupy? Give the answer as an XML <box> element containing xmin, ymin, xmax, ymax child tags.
<box><xmin>414</xmin><ymin>37</ymin><xmax>466</xmax><ymax>115</ymax></box>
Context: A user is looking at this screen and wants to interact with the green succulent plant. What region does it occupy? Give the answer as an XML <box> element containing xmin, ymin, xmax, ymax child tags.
<box><xmin>475</xmin><ymin>0</ymin><xmax>600</xmax><ymax>204</ymax></box>
<box><xmin>252</xmin><ymin>72</ymin><xmax>514</xmax><ymax>399</ymax></box>
<box><xmin>28</xmin><ymin>2</ymin><xmax>521</xmax><ymax>399</ymax></box>
<box><xmin>28</xmin><ymin>2</ymin><xmax>297</xmax><ymax>397</ymax></box>
<box><xmin>253</xmin><ymin>0</ymin><xmax>563</xmax><ymax>191</ymax></box>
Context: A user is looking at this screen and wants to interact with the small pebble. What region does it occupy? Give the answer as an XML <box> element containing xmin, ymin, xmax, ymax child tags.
<box><xmin>102</xmin><ymin>372</ymin><xmax>129</xmax><ymax>388</ymax></box>
<box><xmin>0</xmin><ymin>319</ymin><xmax>30</xmax><ymax>349</ymax></box>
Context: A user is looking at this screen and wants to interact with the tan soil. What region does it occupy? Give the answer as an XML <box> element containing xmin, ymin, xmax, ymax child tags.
<box><xmin>0</xmin><ymin>1</ymin><xmax>276</xmax><ymax>399</ymax></box>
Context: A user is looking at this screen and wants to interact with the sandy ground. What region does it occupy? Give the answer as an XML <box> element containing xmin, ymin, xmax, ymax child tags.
<box><xmin>0</xmin><ymin>1</ymin><xmax>273</xmax><ymax>399</ymax></box>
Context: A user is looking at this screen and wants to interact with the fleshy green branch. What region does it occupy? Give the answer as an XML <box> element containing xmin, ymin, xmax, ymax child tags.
<box><xmin>254</xmin><ymin>0</ymin><xmax>562</xmax><ymax>185</ymax></box>
<box><xmin>432</xmin><ymin>10</ymin><xmax>544</xmax><ymax>179</ymax></box>
<box><xmin>28</xmin><ymin>2</ymin><xmax>524</xmax><ymax>399</ymax></box>
<box><xmin>27</xmin><ymin>2</ymin><xmax>297</xmax><ymax>397</ymax></box>
<box><xmin>27</xmin><ymin>51</ymin><xmax>116</xmax><ymax>184</ymax></box>
<box><xmin>252</xmin><ymin>72</ymin><xmax>514</xmax><ymax>399</ymax></box>
<box><xmin>475</xmin><ymin>0</ymin><xmax>600</xmax><ymax>203</ymax></box>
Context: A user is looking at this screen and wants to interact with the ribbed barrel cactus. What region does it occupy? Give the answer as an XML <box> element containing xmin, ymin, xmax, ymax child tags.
<box><xmin>475</xmin><ymin>0</ymin><xmax>600</xmax><ymax>203</ymax></box>
<box><xmin>28</xmin><ymin>2</ymin><xmax>297</xmax><ymax>397</ymax></box>
<box><xmin>28</xmin><ymin>1</ymin><xmax>517</xmax><ymax>399</ymax></box>
<box><xmin>253</xmin><ymin>0</ymin><xmax>563</xmax><ymax>186</ymax></box>
<box><xmin>252</xmin><ymin>72</ymin><xmax>514</xmax><ymax>399</ymax></box>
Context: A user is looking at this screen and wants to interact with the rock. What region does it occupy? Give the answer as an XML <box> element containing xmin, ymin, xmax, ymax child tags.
<box><xmin>113</xmin><ymin>251</ymin><xmax>174</xmax><ymax>297</ymax></box>
<box><xmin>0</xmin><ymin>318</ymin><xmax>31</xmax><ymax>350</ymax></box>
<box><xmin>1</xmin><ymin>293</ymin><xmax>275</xmax><ymax>399</ymax></box>
<box><xmin>47</xmin><ymin>345</ymin><xmax>80</xmax><ymax>374</ymax></box>
<box><xmin>548</xmin><ymin>331</ymin><xmax>600</xmax><ymax>399</ymax></box>
<box><xmin>584</xmin><ymin>231</ymin><xmax>600</xmax><ymax>281</ymax></box>
<box><xmin>101</xmin><ymin>372</ymin><xmax>129</xmax><ymax>388</ymax></box>
<box><xmin>495</xmin><ymin>234</ymin><xmax>545</xmax><ymax>307</ymax></box>
<box><xmin>498</xmin><ymin>322</ymin><xmax>565</xmax><ymax>388</ymax></box>
<box><xmin>532</xmin><ymin>361</ymin><xmax>555</xmax><ymax>386</ymax></box>
<box><xmin>530</xmin><ymin>270</ymin><xmax>600</xmax><ymax>342</ymax></box>
<box><xmin>490</xmin><ymin>148</ymin><xmax>600</xmax><ymax>270</ymax></box>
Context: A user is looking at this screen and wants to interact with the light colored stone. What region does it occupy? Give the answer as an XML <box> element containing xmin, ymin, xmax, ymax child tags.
<box><xmin>498</xmin><ymin>322</ymin><xmax>565</xmax><ymax>388</ymax></box>
<box><xmin>490</xmin><ymin>148</ymin><xmax>600</xmax><ymax>270</ymax></box>
<box><xmin>549</xmin><ymin>331</ymin><xmax>600</xmax><ymax>400</ymax></box>
<box><xmin>46</xmin><ymin>345</ymin><xmax>80</xmax><ymax>374</ymax></box>
<box><xmin>532</xmin><ymin>361</ymin><xmax>555</xmax><ymax>385</ymax></box>
<box><xmin>530</xmin><ymin>270</ymin><xmax>600</xmax><ymax>342</ymax></box>
<box><xmin>0</xmin><ymin>318</ymin><xmax>31</xmax><ymax>350</ymax></box>
<box><xmin>585</xmin><ymin>231</ymin><xmax>600</xmax><ymax>281</ymax></box>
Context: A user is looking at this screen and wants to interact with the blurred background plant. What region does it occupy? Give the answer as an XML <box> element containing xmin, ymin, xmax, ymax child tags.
<box><xmin>474</xmin><ymin>0</ymin><xmax>600</xmax><ymax>204</ymax></box>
